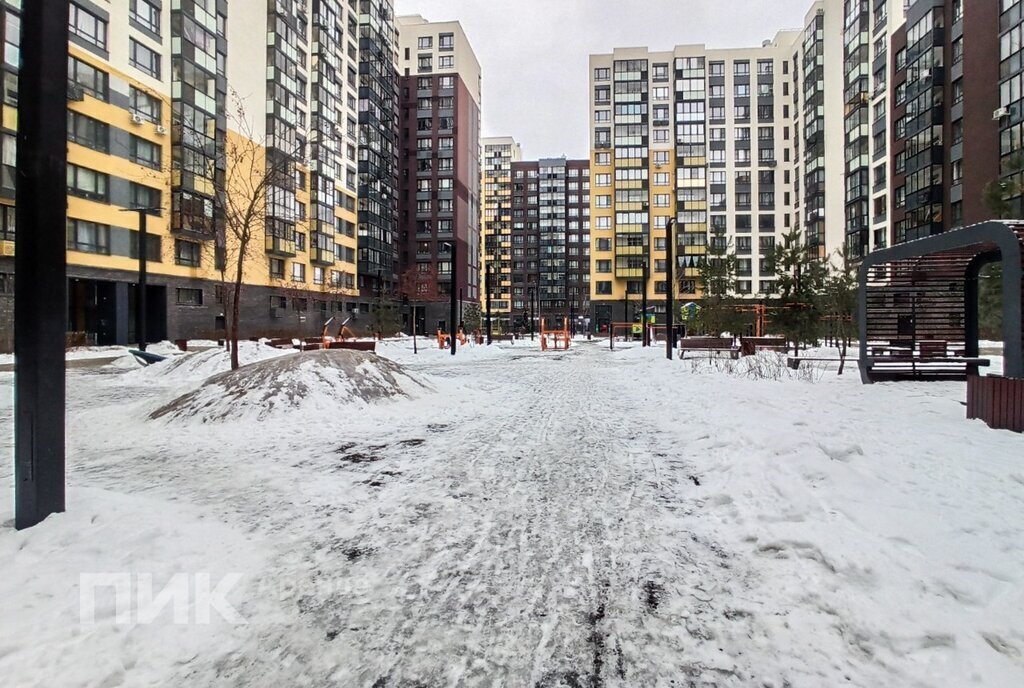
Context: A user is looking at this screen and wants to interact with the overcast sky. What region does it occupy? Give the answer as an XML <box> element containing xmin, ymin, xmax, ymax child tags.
<box><xmin>393</xmin><ymin>0</ymin><xmax>814</xmax><ymax>160</ymax></box>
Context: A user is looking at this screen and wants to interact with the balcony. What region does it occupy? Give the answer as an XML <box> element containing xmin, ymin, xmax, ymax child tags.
<box><xmin>311</xmin><ymin>246</ymin><xmax>335</xmax><ymax>266</ymax></box>
<box><xmin>266</xmin><ymin>233</ymin><xmax>296</xmax><ymax>257</ymax></box>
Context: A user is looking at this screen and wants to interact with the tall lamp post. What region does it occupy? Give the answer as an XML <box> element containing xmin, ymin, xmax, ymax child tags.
<box><xmin>449</xmin><ymin>240</ymin><xmax>457</xmax><ymax>356</ymax></box>
<box><xmin>485</xmin><ymin>262</ymin><xmax>493</xmax><ymax>345</ymax></box>
<box><xmin>15</xmin><ymin>0</ymin><xmax>69</xmax><ymax>530</ymax></box>
<box><xmin>642</xmin><ymin>258</ymin><xmax>649</xmax><ymax>347</ymax></box>
<box><xmin>666</xmin><ymin>218</ymin><xmax>676</xmax><ymax>360</ymax></box>
<box><xmin>529</xmin><ymin>287</ymin><xmax>535</xmax><ymax>341</ymax></box>
<box><xmin>120</xmin><ymin>206</ymin><xmax>162</xmax><ymax>351</ymax></box>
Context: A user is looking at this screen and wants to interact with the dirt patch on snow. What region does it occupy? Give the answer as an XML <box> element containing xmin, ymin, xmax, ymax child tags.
<box><xmin>150</xmin><ymin>349</ymin><xmax>432</xmax><ymax>423</ymax></box>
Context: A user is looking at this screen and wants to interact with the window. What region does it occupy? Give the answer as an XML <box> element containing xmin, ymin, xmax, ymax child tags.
<box><xmin>418</xmin><ymin>55</ymin><xmax>432</xmax><ymax>72</ymax></box>
<box><xmin>652</xmin><ymin>63</ymin><xmax>669</xmax><ymax>81</ymax></box>
<box><xmin>68</xmin><ymin>56</ymin><xmax>108</xmax><ymax>100</ymax></box>
<box><xmin>709</xmin><ymin>61</ymin><xmax>724</xmax><ymax>76</ymax></box>
<box><xmin>269</xmin><ymin>258</ymin><xmax>285</xmax><ymax>279</ymax></box>
<box><xmin>596</xmin><ymin>260</ymin><xmax>611</xmax><ymax>273</ymax></box>
<box><xmin>174</xmin><ymin>239</ymin><xmax>201</xmax><ymax>267</ymax></box>
<box><xmin>129</xmin><ymin>39</ymin><xmax>160</xmax><ymax>78</ymax></box>
<box><xmin>67</xmin><ymin>219</ymin><xmax>109</xmax><ymax>254</ymax></box>
<box><xmin>418</xmin><ymin>36</ymin><xmax>432</xmax><ymax>50</ymax></box>
<box><xmin>66</xmin><ymin>164</ymin><xmax>108</xmax><ymax>202</ymax></box>
<box><xmin>176</xmin><ymin>288</ymin><xmax>203</xmax><ymax>306</ymax></box>
<box><xmin>68</xmin><ymin>111</ymin><xmax>109</xmax><ymax>152</ymax></box>
<box><xmin>653</xmin><ymin>87</ymin><xmax>669</xmax><ymax>101</ymax></box>
<box><xmin>439</xmin><ymin>55</ymin><xmax>454</xmax><ymax>69</ymax></box>
<box><xmin>313</xmin><ymin>267</ymin><xmax>325</xmax><ymax>286</ymax></box>
<box><xmin>130</xmin><ymin>87</ymin><xmax>162</xmax><ymax>123</ymax></box>
<box><xmin>596</xmin><ymin>281</ymin><xmax>612</xmax><ymax>295</ymax></box>
<box><xmin>594</xmin><ymin>67</ymin><xmax>610</xmax><ymax>81</ymax></box>
<box><xmin>654</xmin><ymin>172</ymin><xmax>669</xmax><ymax>186</ymax></box>
<box><xmin>757</xmin><ymin>60</ymin><xmax>773</xmax><ymax>75</ymax></box>
<box><xmin>130</xmin><ymin>135</ymin><xmax>161</xmax><ymax>169</ymax></box>
<box><xmin>439</xmin><ymin>33</ymin><xmax>454</xmax><ymax>50</ymax></box>
<box><xmin>439</xmin><ymin>75</ymin><xmax>455</xmax><ymax>89</ymax></box>
<box><xmin>69</xmin><ymin>3</ymin><xmax>107</xmax><ymax>50</ymax></box>
<box><xmin>128</xmin><ymin>182</ymin><xmax>161</xmax><ymax>212</ymax></box>
<box><xmin>735</xmin><ymin>83</ymin><xmax>750</xmax><ymax>97</ymax></box>
<box><xmin>130</xmin><ymin>0</ymin><xmax>160</xmax><ymax>35</ymax></box>
<box><xmin>735</xmin><ymin>105</ymin><xmax>750</xmax><ymax>120</ymax></box>
<box><xmin>291</xmin><ymin>262</ymin><xmax>306</xmax><ymax>283</ymax></box>
<box><xmin>4</xmin><ymin>12</ymin><xmax>21</xmax><ymax>70</ymax></box>
<box><xmin>734</xmin><ymin>61</ymin><xmax>750</xmax><ymax>76</ymax></box>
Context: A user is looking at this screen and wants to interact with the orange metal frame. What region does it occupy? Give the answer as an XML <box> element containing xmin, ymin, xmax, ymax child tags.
<box><xmin>540</xmin><ymin>318</ymin><xmax>571</xmax><ymax>351</ymax></box>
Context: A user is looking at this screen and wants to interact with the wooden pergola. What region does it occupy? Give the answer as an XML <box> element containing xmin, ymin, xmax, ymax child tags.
<box><xmin>857</xmin><ymin>220</ymin><xmax>1024</xmax><ymax>385</ymax></box>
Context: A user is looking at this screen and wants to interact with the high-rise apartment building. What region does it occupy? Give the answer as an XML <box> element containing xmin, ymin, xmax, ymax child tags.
<box><xmin>396</xmin><ymin>15</ymin><xmax>481</xmax><ymax>333</ymax></box>
<box><xmin>0</xmin><ymin>0</ymin><xmax>368</xmax><ymax>349</ymax></box>
<box><xmin>999</xmin><ymin>0</ymin><xmax>1024</xmax><ymax>215</ymax></box>
<box><xmin>588</xmin><ymin>35</ymin><xmax>798</xmax><ymax>330</ymax></box>
<box><xmin>480</xmin><ymin>136</ymin><xmax>522</xmax><ymax>331</ymax></box>
<box><xmin>357</xmin><ymin>0</ymin><xmax>400</xmax><ymax>301</ymax></box>
<box><xmin>509</xmin><ymin>158</ymin><xmax>591</xmax><ymax>331</ymax></box>
<box><xmin>889</xmin><ymin>0</ymin><xmax>1002</xmax><ymax>245</ymax></box>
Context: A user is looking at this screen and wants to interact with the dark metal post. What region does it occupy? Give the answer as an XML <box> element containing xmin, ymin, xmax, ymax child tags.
<box><xmin>136</xmin><ymin>210</ymin><xmax>148</xmax><ymax>350</ymax></box>
<box><xmin>529</xmin><ymin>287</ymin><xmax>535</xmax><ymax>341</ymax></box>
<box><xmin>485</xmin><ymin>263</ymin><xmax>493</xmax><ymax>345</ymax></box>
<box><xmin>666</xmin><ymin>218</ymin><xmax>675</xmax><ymax>360</ymax></box>
<box><xmin>459</xmin><ymin>287</ymin><xmax>463</xmax><ymax>331</ymax></box>
<box><xmin>15</xmin><ymin>0</ymin><xmax>70</xmax><ymax>530</ymax></box>
<box><xmin>569</xmin><ymin>302</ymin><xmax>575</xmax><ymax>337</ymax></box>
<box><xmin>450</xmin><ymin>240</ymin><xmax>457</xmax><ymax>356</ymax></box>
<box><xmin>642</xmin><ymin>259</ymin><xmax>648</xmax><ymax>347</ymax></box>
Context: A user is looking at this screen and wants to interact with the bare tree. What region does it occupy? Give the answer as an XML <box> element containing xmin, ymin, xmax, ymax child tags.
<box><xmin>219</xmin><ymin>96</ymin><xmax>306</xmax><ymax>369</ymax></box>
<box><xmin>399</xmin><ymin>264</ymin><xmax>440</xmax><ymax>352</ymax></box>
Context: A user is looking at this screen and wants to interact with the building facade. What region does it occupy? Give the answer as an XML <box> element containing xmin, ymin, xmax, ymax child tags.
<box><xmin>588</xmin><ymin>36</ymin><xmax>799</xmax><ymax>331</ymax></box>
<box><xmin>357</xmin><ymin>0</ymin><xmax>400</xmax><ymax>302</ymax></box>
<box><xmin>0</xmin><ymin>0</ymin><xmax>372</xmax><ymax>351</ymax></box>
<box><xmin>508</xmin><ymin>158</ymin><xmax>591</xmax><ymax>332</ymax></box>
<box><xmin>396</xmin><ymin>15</ymin><xmax>481</xmax><ymax>333</ymax></box>
<box><xmin>480</xmin><ymin>136</ymin><xmax>522</xmax><ymax>331</ymax></box>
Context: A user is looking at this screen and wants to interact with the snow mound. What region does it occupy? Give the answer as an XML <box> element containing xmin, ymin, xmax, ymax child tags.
<box><xmin>150</xmin><ymin>349</ymin><xmax>432</xmax><ymax>423</ymax></box>
<box><xmin>127</xmin><ymin>342</ymin><xmax>294</xmax><ymax>384</ymax></box>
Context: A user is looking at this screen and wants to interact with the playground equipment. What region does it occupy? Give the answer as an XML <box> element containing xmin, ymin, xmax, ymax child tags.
<box><xmin>540</xmin><ymin>318</ymin><xmax>571</xmax><ymax>351</ymax></box>
<box><xmin>322</xmin><ymin>315</ymin><xmax>357</xmax><ymax>345</ymax></box>
<box><xmin>437</xmin><ymin>327</ymin><xmax>468</xmax><ymax>349</ymax></box>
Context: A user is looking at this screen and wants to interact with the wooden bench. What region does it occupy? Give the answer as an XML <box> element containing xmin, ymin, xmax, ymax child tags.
<box><xmin>266</xmin><ymin>338</ymin><xmax>294</xmax><ymax>349</ymax></box>
<box><xmin>740</xmin><ymin>336</ymin><xmax>787</xmax><ymax>356</ymax></box>
<box><xmin>865</xmin><ymin>355</ymin><xmax>991</xmax><ymax>380</ymax></box>
<box><xmin>326</xmin><ymin>341</ymin><xmax>376</xmax><ymax>352</ymax></box>
<box><xmin>678</xmin><ymin>337</ymin><xmax>739</xmax><ymax>360</ymax></box>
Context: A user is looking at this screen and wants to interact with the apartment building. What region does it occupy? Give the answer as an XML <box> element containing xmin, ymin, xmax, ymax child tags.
<box><xmin>357</xmin><ymin>0</ymin><xmax>400</xmax><ymax>301</ymax></box>
<box><xmin>0</xmin><ymin>0</ymin><xmax>369</xmax><ymax>350</ymax></box>
<box><xmin>999</xmin><ymin>0</ymin><xmax>1024</xmax><ymax>214</ymax></box>
<box><xmin>480</xmin><ymin>136</ymin><xmax>522</xmax><ymax>332</ymax></box>
<box><xmin>396</xmin><ymin>14</ymin><xmax>482</xmax><ymax>333</ymax></box>
<box><xmin>886</xmin><ymin>0</ymin><xmax>1010</xmax><ymax>246</ymax></box>
<box><xmin>509</xmin><ymin>158</ymin><xmax>591</xmax><ymax>332</ymax></box>
<box><xmin>589</xmin><ymin>35</ymin><xmax>799</xmax><ymax>330</ymax></box>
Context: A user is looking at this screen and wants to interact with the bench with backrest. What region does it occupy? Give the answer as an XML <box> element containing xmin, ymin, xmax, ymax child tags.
<box><xmin>678</xmin><ymin>337</ymin><xmax>739</xmax><ymax>360</ymax></box>
<box><xmin>326</xmin><ymin>340</ymin><xmax>376</xmax><ymax>352</ymax></box>
<box><xmin>266</xmin><ymin>338</ymin><xmax>295</xmax><ymax>349</ymax></box>
<box><xmin>740</xmin><ymin>336</ymin><xmax>787</xmax><ymax>356</ymax></box>
<box><xmin>865</xmin><ymin>339</ymin><xmax>990</xmax><ymax>380</ymax></box>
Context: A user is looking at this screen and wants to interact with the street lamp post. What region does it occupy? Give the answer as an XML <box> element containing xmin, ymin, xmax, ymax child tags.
<box><xmin>449</xmin><ymin>240</ymin><xmax>457</xmax><ymax>356</ymax></box>
<box><xmin>642</xmin><ymin>259</ymin><xmax>648</xmax><ymax>347</ymax></box>
<box><xmin>485</xmin><ymin>263</ymin><xmax>493</xmax><ymax>345</ymax></box>
<box><xmin>529</xmin><ymin>287</ymin><xmax>535</xmax><ymax>341</ymax></box>
<box><xmin>666</xmin><ymin>218</ymin><xmax>676</xmax><ymax>361</ymax></box>
<box><xmin>120</xmin><ymin>207</ymin><xmax>162</xmax><ymax>351</ymax></box>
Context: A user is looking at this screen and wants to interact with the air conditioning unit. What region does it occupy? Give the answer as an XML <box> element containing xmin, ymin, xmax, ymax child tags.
<box><xmin>130</xmin><ymin>112</ymin><xmax>144</xmax><ymax>124</ymax></box>
<box><xmin>155</xmin><ymin>125</ymin><xmax>167</xmax><ymax>135</ymax></box>
<box><xmin>67</xmin><ymin>85</ymin><xmax>85</xmax><ymax>101</ymax></box>
<box><xmin>993</xmin><ymin>107</ymin><xmax>1011</xmax><ymax>121</ymax></box>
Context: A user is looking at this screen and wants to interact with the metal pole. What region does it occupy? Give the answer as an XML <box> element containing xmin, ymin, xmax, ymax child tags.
<box><xmin>666</xmin><ymin>218</ymin><xmax>675</xmax><ymax>361</ymax></box>
<box><xmin>136</xmin><ymin>210</ymin><xmax>148</xmax><ymax>351</ymax></box>
<box><xmin>530</xmin><ymin>288</ymin><xmax>535</xmax><ymax>341</ymax></box>
<box><xmin>15</xmin><ymin>0</ymin><xmax>70</xmax><ymax>530</ymax></box>
<box><xmin>642</xmin><ymin>259</ymin><xmax>648</xmax><ymax>347</ymax></box>
<box><xmin>450</xmin><ymin>240</ymin><xmax>457</xmax><ymax>356</ymax></box>
<box><xmin>624</xmin><ymin>289</ymin><xmax>629</xmax><ymax>339</ymax></box>
<box><xmin>459</xmin><ymin>287</ymin><xmax>463</xmax><ymax>331</ymax></box>
<box><xmin>485</xmin><ymin>264</ymin><xmax>493</xmax><ymax>345</ymax></box>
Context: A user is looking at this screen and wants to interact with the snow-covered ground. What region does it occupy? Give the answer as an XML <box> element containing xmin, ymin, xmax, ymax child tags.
<box><xmin>1</xmin><ymin>339</ymin><xmax>1023</xmax><ymax>687</ymax></box>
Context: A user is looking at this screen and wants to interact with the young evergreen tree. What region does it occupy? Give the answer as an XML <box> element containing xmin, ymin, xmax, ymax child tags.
<box><xmin>696</xmin><ymin>235</ymin><xmax>742</xmax><ymax>337</ymax></box>
<box><xmin>766</xmin><ymin>228</ymin><xmax>828</xmax><ymax>355</ymax></box>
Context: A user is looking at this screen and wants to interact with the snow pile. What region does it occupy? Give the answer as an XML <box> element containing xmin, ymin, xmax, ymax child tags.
<box><xmin>376</xmin><ymin>337</ymin><xmax>515</xmax><ymax>365</ymax></box>
<box><xmin>126</xmin><ymin>341</ymin><xmax>294</xmax><ymax>384</ymax></box>
<box><xmin>150</xmin><ymin>349</ymin><xmax>432</xmax><ymax>423</ymax></box>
